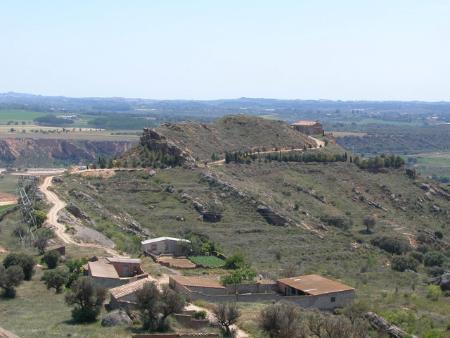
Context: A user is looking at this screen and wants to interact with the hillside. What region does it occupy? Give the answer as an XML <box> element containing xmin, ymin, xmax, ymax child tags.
<box><xmin>0</xmin><ymin>138</ymin><xmax>135</xmax><ymax>167</ymax></box>
<box><xmin>124</xmin><ymin>115</ymin><xmax>317</xmax><ymax>165</ymax></box>
<box><xmin>2</xmin><ymin>117</ymin><xmax>449</xmax><ymax>337</ymax></box>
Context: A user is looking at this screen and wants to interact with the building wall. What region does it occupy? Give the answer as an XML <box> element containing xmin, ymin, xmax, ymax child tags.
<box><xmin>142</xmin><ymin>240</ymin><xmax>186</xmax><ymax>256</ymax></box>
<box><xmin>91</xmin><ymin>276</ymin><xmax>128</xmax><ymax>289</ymax></box>
<box><xmin>171</xmin><ymin>279</ymin><xmax>355</xmax><ymax>310</ymax></box>
<box><xmin>109</xmin><ymin>262</ymin><xmax>142</xmax><ymax>277</ymax></box>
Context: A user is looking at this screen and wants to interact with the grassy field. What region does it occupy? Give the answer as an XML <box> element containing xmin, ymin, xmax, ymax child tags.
<box><xmin>406</xmin><ymin>152</ymin><xmax>450</xmax><ymax>178</ymax></box>
<box><xmin>0</xmin><ymin>124</ymin><xmax>140</xmax><ymax>141</ymax></box>
<box><xmin>0</xmin><ymin>109</ymin><xmax>47</xmax><ymax>123</ymax></box>
<box><xmin>0</xmin><ymin>173</ymin><xmax>18</xmax><ymax>195</ymax></box>
<box><xmin>188</xmin><ymin>255</ymin><xmax>226</xmax><ymax>268</ymax></box>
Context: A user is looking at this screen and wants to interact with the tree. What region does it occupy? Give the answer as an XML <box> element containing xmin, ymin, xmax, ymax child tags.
<box><xmin>42</xmin><ymin>267</ymin><xmax>69</xmax><ymax>293</ymax></box>
<box><xmin>34</xmin><ymin>228</ymin><xmax>54</xmax><ymax>254</ymax></box>
<box><xmin>423</xmin><ymin>251</ymin><xmax>446</xmax><ymax>267</ymax></box>
<box><xmin>259</xmin><ymin>303</ymin><xmax>306</xmax><ymax>338</ymax></box>
<box><xmin>32</xmin><ymin>209</ymin><xmax>47</xmax><ymax>227</ymax></box>
<box><xmin>3</xmin><ymin>253</ymin><xmax>35</xmax><ymax>280</ymax></box>
<box><xmin>391</xmin><ymin>256</ymin><xmax>419</xmax><ymax>272</ymax></box>
<box><xmin>65</xmin><ymin>258</ymin><xmax>87</xmax><ymax>287</ymax></box>
<box><xmin>160</xmin><ymin>285</ymin><xmax>185</xmax><ymax>322</ymax></box>
<box><xmin>43</xmin><ymin>250</ymin><xmax>60</xmax><ymax>269</ymax></box>
<box><xmin>224</xmin><ymin>253</ymin><xmax>245</xmax><ymax>270</ymax></box>
<box><xmin>0</xmin><ymin>265</ymin><xmax>24</xmax><ymax>298</ymax></box>
<box><xmin>221</xmin><ymin>267</ymin><xmax>257</xmax><ymax>286</ymax></box>
<box><xmin>371</xmin><ymin>236</ymin><xmax>410</xmax><ymax>255</ymax></box>
<box><xmin>363</xmin><ymin>216</ymin><xmax>376</xmax><ymax>234</ymax></box>
<box><xmin>135</xmin><ymin>281</ymin><xmax>161</xmax><ymax>331</ymax></box>
<box><xmin>65</xmin><ymin>277</ymin><xmax>106</xmax><ymax>322</ymax></box>
<box><xmin>213</xmin><ymin>303</ymin><xmax>241</xmax><ymax>337</ymax></box>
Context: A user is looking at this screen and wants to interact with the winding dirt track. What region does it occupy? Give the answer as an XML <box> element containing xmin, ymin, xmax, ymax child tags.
<box><xmin>208</xmin><ymin>135</ymin><xmax>326</xmax><ymax>166</ymax></box>
<box><xmin>39</xmin><ymin>176</ymin><xmax>121</xmax><ymax>257</ymax></box>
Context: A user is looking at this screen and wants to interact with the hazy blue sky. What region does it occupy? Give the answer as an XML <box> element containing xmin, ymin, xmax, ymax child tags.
<box><xmin>1</xmin><ymin>1</ymin><xmax>449</xmax><ymax>100</ymax></box>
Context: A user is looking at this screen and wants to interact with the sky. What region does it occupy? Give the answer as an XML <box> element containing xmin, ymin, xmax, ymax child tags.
<box><xmin>1</xmin><ymin>0</ymin><xmax>450</xmax><ymax>101</ymax></box>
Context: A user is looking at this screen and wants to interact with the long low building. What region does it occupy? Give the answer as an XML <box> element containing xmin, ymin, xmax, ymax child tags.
<box><xmin>141</xmin><ymin>237</ymin><xmax>191</xmax><ymax>256</ymax></box>
<box><xmin>169</xmin><ymin>274</ymin><xmax>355</xmax><ymax>310</ymax></box>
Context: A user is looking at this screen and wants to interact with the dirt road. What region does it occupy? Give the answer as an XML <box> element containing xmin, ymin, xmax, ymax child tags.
<box><xmin>208</xmin><ymin>135</ymin><xmax>326</xmax><ymax>167</ymax></box>
<box><xmin>39</xmin><ymin>176</ymin><xmax>122</xmax><ymax>256</ymax></box>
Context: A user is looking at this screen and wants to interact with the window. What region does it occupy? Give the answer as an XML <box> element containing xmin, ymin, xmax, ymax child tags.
<box><xmin>331</xmin><ymin>296</ymin><xmax>336</xmax><ymax>303</ymax></box>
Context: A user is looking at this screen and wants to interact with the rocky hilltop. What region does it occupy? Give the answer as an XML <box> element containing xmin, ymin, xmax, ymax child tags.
<box><xmin>122</xmin><ymin>115</ymin><xmax>317</xmax><ymax>167</ymax></box>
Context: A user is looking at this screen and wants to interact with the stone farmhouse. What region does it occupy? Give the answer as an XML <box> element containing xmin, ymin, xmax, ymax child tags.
<box><xmin>169</xmin><ymin>274</ymin><xmax>354</xmax><ymax>310</ymax></box>
<box><xmin>141</xmin><ymin>237</ymin><xmax>191</xmax><ymax>257</ymax></box>
<box><xmin>87</xmin><ymin>257</ymin><xmax>147</xmax><ymax>288</ymax></box>
<box><xmin>291</xmin><ymin>120</ymin><xmax>324</xmax><ymax>135</ymax></box>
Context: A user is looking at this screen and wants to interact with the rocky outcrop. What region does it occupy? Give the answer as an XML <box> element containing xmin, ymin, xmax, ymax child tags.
<box><xmin>365</xmin><ymin>312</ymin><xmax>417</xmax><ymax>338</ymax></box>
<box><xmin>257</xmin><ymin>205</ymin><xmax>289</xmax><ymax>226</ymax></box>
<box><xmin>0</xmin><ymin>138</ymin><xmax>134</xmax><ymax>167</ymax></box>
<box><xmin>140</xmin><ymin>128</ymin><xmax>196</xmax><ymax>166</ymax></box>
<box><xmin>66</xmin><ymin>203</ymin><xmax>90</xmax><ymax>221</ymax></box>
<box><xmin>101</xmin><ymin>310</ymin><xmax>132</xmax><ymax>327</ymax></box>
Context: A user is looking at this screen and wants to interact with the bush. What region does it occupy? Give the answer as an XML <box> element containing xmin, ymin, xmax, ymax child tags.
<box><xmin>221</xmin><ymin>267</ymin><xmax>257</xmax><ymax>285</ymax></box>
<box><xmin>259</xmin><ymin>303</ymin><xmax>303</xmax><ymax>337</ymax></box>
<box><xmin>320</xmin><ymin>215</ymin><xmax>352</xmax><ymax>230</ymax></box>
<box><xmin>42</xmin><ymin>267</ymin><xmax>69</xmax><ymax>293</ymax></box>
<box><xmin>423</xmin><ymin>252</ymin><xmax>446</xmax><ymax>267</ymax></box>
<box><xmin>0</xmin><ymin>265</ymin><xmax>24</xmax><ymax>298</ymax></box>
<box><xmin>32</xmin><ymin>209</ymin><xmax>47</xmax><ymax>227</ymax></box>
<box><xmin>410</xmin><ymin>251</ymin><xmax>424</xmax><ymax>263</ymax></box>
<box><xmin>3</xmin><ymin>253</ymin><xmax>35</xmax><ymax>280</ymax></box>
<box><xmin>371</xmin><ymin>236</ymin><xmax>410</xmax><ymax>255</ymax></box>
<box><xmin>65</xmin><ymin>277</ymin><xmax>106</xmax><ymax>322</ymax></box>
<box><xmin>426</xmin><ymin>285</ymin><xmax>442</xmax><ymax>301</ymax></box>
<box><xmin>391</xmin><ymin>256</ymin><xmax>419</xmax><ymax>272</ymax></box>
<box><xmin>43</xmin><ymin>250</ymin><xmax>60</xmax><ymax>269</ymax></box>
<box><xmin>224</xmin><ymin>253</ymin><xmax>245</xmax><ymax>270</ymax></box>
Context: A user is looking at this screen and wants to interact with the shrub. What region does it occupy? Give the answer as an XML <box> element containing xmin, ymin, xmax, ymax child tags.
<box><xmin>32</xmin><ymin>209</ymin><xmax>47</xmax><ymax>227</ymax></box>
<box><xmin>426</xmin><ymin>285</ymin><xmax>442</xmax><ymax>301</ymax></box>
<box><xmin>423</xmin><ymin>252</ymin><xmax>446</xmax><ymax>267</ymax></box>
<box><xmin>43</xmin><ymin>250</ymin><xmax>60</xmax><ymax>269</ymax></box>
<box><xmin>427</xmin><ymin>266</ymin><xmax>445</xmax><ymax>277</ymax></box>
<box><xmin>3</xmin><ymin>253</ymin><xmax>35</xmax><ymax>280</ymax></box>
<box><xmin>391</xmin><ymin>256</ymin><xmax>419</xmax><ymax>272</ymax></box>
<box><xmin>410</xmin><ymin>251</ymin><xmax>424</xmax><ymax>263</ymax></box>
<box><xmin>65</xmin><ymin>277</ymin><xmax>106</xmax><ymax>322</ymax></box>
<box><xmin>0</xmin><ymin>265</ymin><xmax>24</xmax><ymax>298</ymax></box>
<box><xmin>221</xmin><ymin>267</ymin><xmax>257</xmax><ymax>286</ymax></box>
<box><xmin>371</xmin><ymin>236</ymin><xmax>410</xmax><ymax>255</ymax></box>
<box><xmin>320</xmin><ymin>215</ymin><xmax>352</xmax><ymax>230</ymax></box>
<box><xmin>224</xmin><ymin>253</ymin><xmax>245</xmax><ymax>270</ymax></box>
<box><xmin>259</xmin><ymin>303</ymin><xmax>303</xmax><ymax>338</ymax></box>
<box><xmin>42</xmin><ymin>267</ymin><xmax>69</xmax><ymax>293</ymax></box>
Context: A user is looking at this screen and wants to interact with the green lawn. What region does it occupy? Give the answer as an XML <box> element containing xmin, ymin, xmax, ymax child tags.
<box><xmin>188</xmin><ymin>255</ymin><xmax>226</xmax><ymax>268</ymax></box>
<box><xmin>0</xmin><ymin>109</ymin><xmax>47</xmax><ymax>122</ymax></box>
